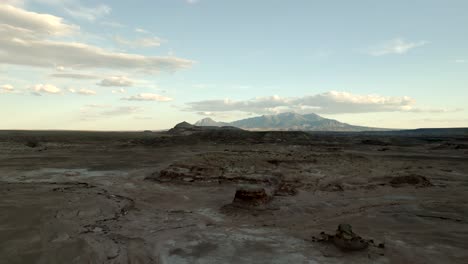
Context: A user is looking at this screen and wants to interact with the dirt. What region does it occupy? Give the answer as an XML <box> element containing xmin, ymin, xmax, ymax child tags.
<box><xmin>0</xmin><ymin>130</ymin><xmax>467</xmax><ymax>263</ymax></box>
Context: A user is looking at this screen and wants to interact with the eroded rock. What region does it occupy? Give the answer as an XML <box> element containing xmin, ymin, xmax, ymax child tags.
<box><xmin>390</xmin><ymin>174</ymin><xmax>432</xmax><ymax>187</ymax></box>
<box><xmin>332</xmin><ymin>224</ymin><xmax>369</xmax><ymax>251</ymax></box>
<box><xmin>232</xmin><ymin>187</ymin><xmax>271</xmax><ymax>207</ymax></box>
<box><xmin>312</xmin><ymin>224</ymin><xmax>383</xmax><ymax>252</ymax></box>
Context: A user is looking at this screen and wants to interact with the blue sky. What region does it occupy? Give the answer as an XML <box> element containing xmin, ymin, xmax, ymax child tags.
<box><xmin>0</xmin><ymin>0</ymin><xmax>467</xmax><ymax>130</ymax></box>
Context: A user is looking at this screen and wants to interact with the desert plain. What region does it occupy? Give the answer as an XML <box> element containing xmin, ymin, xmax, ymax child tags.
<box><xmin>1</xmin><ymin>127</ymin><xmax>468</xmax><ymax>263</ymax></box>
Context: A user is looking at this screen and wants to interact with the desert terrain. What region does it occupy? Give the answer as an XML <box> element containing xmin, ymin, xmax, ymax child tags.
<box><xmin>1</xmin><ymin>126</ymin><xmax>468</xmax><ymax>263</ymax></box>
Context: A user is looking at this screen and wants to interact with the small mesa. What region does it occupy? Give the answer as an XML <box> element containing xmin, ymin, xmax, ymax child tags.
<box><xmin>232</xmin><ymin>186</ymin><xmax>271</xmax><ymax>207</ymax></box>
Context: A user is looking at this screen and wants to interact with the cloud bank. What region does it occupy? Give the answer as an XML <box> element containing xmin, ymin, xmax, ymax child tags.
<box><xmin>186</xmin><ymin>91</ymin><xmax>458</xmax><ymax>115</ymax></box>
<box><xmin>0</xmin><ymin>4</ymin><xmax>193</xmax><ymax>73</ymax></box>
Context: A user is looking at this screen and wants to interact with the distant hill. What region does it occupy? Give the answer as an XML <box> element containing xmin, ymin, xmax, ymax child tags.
<box><xmin>194</xmin><ymin>118</ymin><xmax>230</xmax><ymax>127</ymax></box>
<box><xmin>194</xmin><ymin>112</ymin><xmax>387</xmax><ymax>132</ymax></box>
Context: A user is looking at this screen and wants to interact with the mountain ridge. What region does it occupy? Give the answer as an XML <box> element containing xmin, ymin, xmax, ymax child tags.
<box><xmin>194</xmin><ymin>112</ymin><xmax>387</xmax><ymax>132</ymax></box>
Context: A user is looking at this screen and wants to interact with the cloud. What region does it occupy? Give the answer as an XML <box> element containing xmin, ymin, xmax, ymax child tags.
<box><xmin>114</xmin><ymin>35</ymin><xmax>162</xmax><ymax>48</ymax></box>
<box><xmin>32</xmin><ymin>0</ymin><xmax>110</xmax><ymax>21</ymax></box>
<box><xmin>112</xmin><ymin>88</ymin><xmax>126</xmax><ymax>94</ymax></box>
<box><xmin>1</xmin><ymin>84</ymin><xmax>14</xmax><ymax>91</ymax></box>
<box><xmin>122</xmin><ymin>93</ymin><xmax>173</xmax><ymax>102</ymax></box>
<box><xmin>31</xmin><ymin>84</ymin><xmax>61</xmax><ymax>95</ymax></box>
<box><xmin>186</xmin><ymin>0</ymin><xmax>199</xmax><ymax>4</ymax></box>
<box><xmin>135</xmin><ymin>28</ymin><xmax>150</xmax><ymax>34</ymax></box>
<box><xmin>98</xmin><ymin>76</ymin><xmax>133</xmax><ymax>87</ymax></box>
<box><xmin>64</xmin><ymin>4</ymin><xmax>110</xmax><ymax>21</ymax></box>
<box><xmin>78</xmin><ymin>88</ymin><xmax>96</xmax><ymax>95</ymax></box>
<box><xmin>404</xmin><ymin>107</ymin><xmax>463</xmax><ymax>113</ymax></box>
<box><xmin>197</xmin><ymin>111</ymin><xmax>215</xmax><ymax>116</ymax></box>
<box><xmin>186</xmin><ymin>91</ymin><xmax>458</xmax><ymax>115</ymax></box>
<box><xmin>369</xmin><ymin>38</ymin><xmax>427</xmax><ymax>56</ymax></box>
<box><xmin>454</xmin><ymin>59</ymin><xmax>465</xmax><ymax>63</ymax></box>
<box><xmin>50</xmin><ymin>73</ymin><xmax>99</xmax><ymax>79</ymax></box>
<box><xmin>0</xmin><ymin>4</ymin><xmax>77</xmax><ymax>36</ymax></box>
<box><xmin>0</xmin><ymin>4</ymin><xmax>193</xmax><ymax>73</ymax></box>
<box><xmin>1</xmin><ymin>84</ymin><xmax>14</xmax><ymax>93</ymax></box>
<box><xmin>69</xmin><ymin>88</ymin><xmax>96</xmax><ymax>95</ymax></box>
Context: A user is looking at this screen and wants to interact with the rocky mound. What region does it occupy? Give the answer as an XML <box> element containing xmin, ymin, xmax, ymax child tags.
<box><xmin>168</xmin><ymin>121</ymin><xmax>244</xmax><ymax>137</ymax></box>
<box><xmin>231</xmin><ymin>187</ymin><xmax>271</xmax><ymax>208</ymax></box>
<box><xmin>390</xmin><ymin>175</ymin><xmax>432</xmax><ymax>187</ymax></box>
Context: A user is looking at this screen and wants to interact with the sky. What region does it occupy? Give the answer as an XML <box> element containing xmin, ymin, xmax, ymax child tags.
<box><xmin>0</xmin><ymin>0</ymin><xmax>467</xmax><ymax>130</ymax></box>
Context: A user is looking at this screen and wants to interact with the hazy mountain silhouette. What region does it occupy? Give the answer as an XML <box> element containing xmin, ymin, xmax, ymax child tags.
<box><xmin>194</xmin><ymin>112</ymin><xmax>386</xmax><ymax>131</ymax></box>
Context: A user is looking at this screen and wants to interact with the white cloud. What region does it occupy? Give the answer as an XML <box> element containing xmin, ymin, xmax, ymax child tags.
<box><xmin>197</xmin><ymin>111</ymin><xmax>214</xmax><ymax>116</ymax></box>
<box><xmin>135</xmin><ymin>28</ymin><xmax>150</xmax><ymax>34</ymax></box>
<box><xmin>69</xmin><ymin>88</ymin><xmax>96</xmax><ymax>95</ymax></box>
<box><xmin>0</xmin><ymin>4</ymin><xmax>77</xmax><ymax>36</ymax></box>
<box><xmin>78</xmin><ymin>88</ymin><xmax>96</xmax><ymax>95</ymax></box>
<box><xmin>1</xmin><ymin>84</ymin><xmax>14</xmax><ymax>93</ymax></box>
<box><xmin>0</xmin><ymin>4</ymin><xmax>193</xmax><ymax>73</ymax></box>
<box><xmin>50</xmin><ymin>73</ymin><xmax>99</xmax><ymax>79</ymax></box>
<box><xmin>369</xmin><ymin>38</ymin><xmax>427</xmax><ymax>56</ymax></box>
<box><xmin>186</xmin><ymin>91</ymin><xmax>458</xmax><ymax>115</ymax></box>
<box><xmin>186</xmin><ymin>0</ymin><xmax>199</xmax><ymax>4</ymax></box>
<box><xmin>1</xmin><ymin>84</ymin><xmax>14</xmax><ymax>91</ymax></box>
<box><xmin>454</xmin><ymin>59</ymin><xmax>465</xmax><ymax>63</ymax></box>
<box><xmin>122</xmin><ymin>93</ymin><xmax>173</xmax><ymax>102</ymax></box>
<box><xmin>114</xmin><ymin>36</ymin><xmax>162</xmax><ymax>48</ymax></box>
<box><xmin>98</xmin><ymin>76</ymin><xmax>133</xmax><ymax>87</ymax></box>
<box><xmin>112</xmin><ymin>88</ymin><xmax>126</xmax><ymax>94</ymax></box>
<box><xmin>32</xmin><ymin>84</ymin><xmax>61</xmax><ymax>95</ymax></box>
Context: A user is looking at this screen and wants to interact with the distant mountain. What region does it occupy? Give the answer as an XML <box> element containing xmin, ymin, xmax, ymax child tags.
<box><xmin>194</xmin><ymin>112</ymin><xmax>387</xmax><ymax>132</ymax></box>
<box><xmin>194</xmin><ymin>118</ymin><xmax>230</xmax><ymax>127</ymax></box>
<box><xmin>170</xmin><ymin>120</ymin><xmax>242</xmax><ymax>135</ymax></box>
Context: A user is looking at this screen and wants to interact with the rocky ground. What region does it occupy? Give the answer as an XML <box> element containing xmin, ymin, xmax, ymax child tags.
<box><xmin>0</xmin><ymin>129</ymin><xmax>467</xmax><ymax>263</ymax></box>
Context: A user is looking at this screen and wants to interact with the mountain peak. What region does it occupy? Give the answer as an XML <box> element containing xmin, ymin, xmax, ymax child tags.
<box><xmin>194</xmin><ymin>117</ymin><xmax>229</xmax><ymax>127</ymax></box>
<box><xmin>194</xmin><ymin>112</ymin><xmax>382</xmax><ymax>131</ymax></box>
<box><xmin>174</xmin><ymin>121</ymin><xmax>194</xmax><ymax>128</ymax></box>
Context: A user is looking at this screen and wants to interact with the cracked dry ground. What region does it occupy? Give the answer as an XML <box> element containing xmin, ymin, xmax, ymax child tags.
<box><xmin>1</xmin><ymin>133</ymin><xmax>468</xmax><ymax>263</ymax></box>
